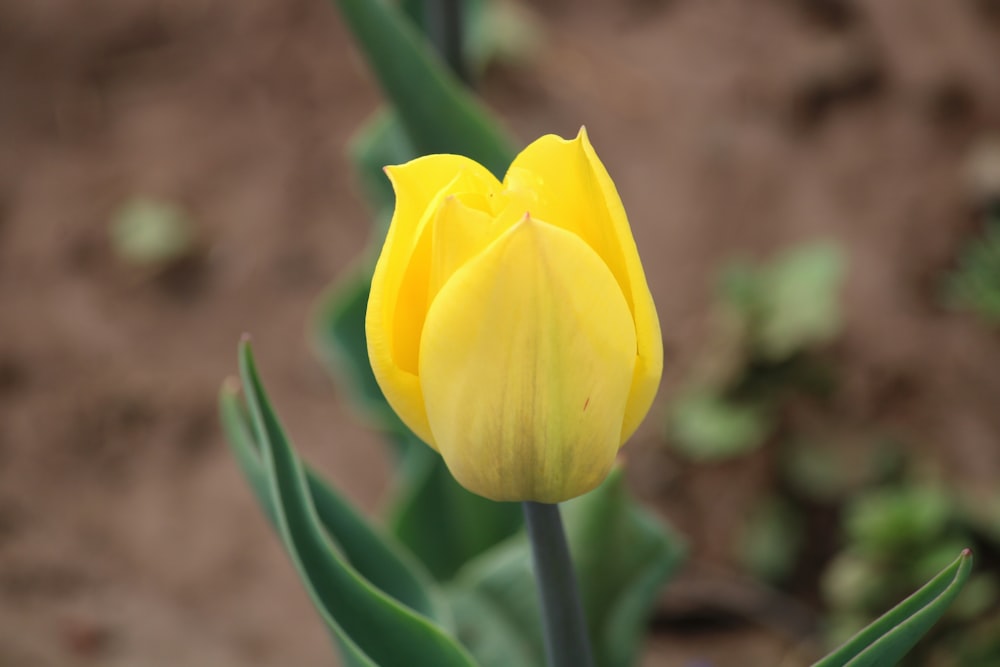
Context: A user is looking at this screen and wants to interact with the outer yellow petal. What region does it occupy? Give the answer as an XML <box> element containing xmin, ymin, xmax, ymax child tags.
<box><xmin>419</xmin><ymin>215</ymin><xmax>637</xmax><ymax>503</ymax></box>
<box><xmin>577</xmin><ymin>128</ymin><xmax>662</xmax><ymax>442</ymax></box>
<box><xmin>506</xmin><ymin>129</ymin><xmax>662</xmax><ymax>443</ymax></box>
<box><xmin>367</xmin><ymin>154</ymin><xmax>500</xmax><ymax>446</ymax></box>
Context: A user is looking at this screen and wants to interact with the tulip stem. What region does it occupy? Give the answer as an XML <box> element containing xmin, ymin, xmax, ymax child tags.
<box><xmin>522</xmin><ymin>501</ymin><xmax>595</xmax><ymax>667</ymax></box>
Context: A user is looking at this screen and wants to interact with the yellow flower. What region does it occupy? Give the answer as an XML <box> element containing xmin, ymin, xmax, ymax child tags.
<box><xmin>366</xmin><ymin>128</ymin><xmax>662</xmax><ymax>503</ymax></box>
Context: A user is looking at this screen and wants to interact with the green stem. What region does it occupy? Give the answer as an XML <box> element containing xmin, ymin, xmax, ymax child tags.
<box><xmin>522</xmin><ymin>501</ymin><xmax>595</xmax><ymax>667</ymax></box>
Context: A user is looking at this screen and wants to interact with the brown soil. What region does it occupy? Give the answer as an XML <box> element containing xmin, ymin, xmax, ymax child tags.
<box><xmin>2</xmin><ymin>0</ymin><xmax>999</xmax><ymax>665</ymax></box>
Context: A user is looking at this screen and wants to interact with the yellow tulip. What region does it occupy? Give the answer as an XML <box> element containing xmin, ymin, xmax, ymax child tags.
<box><xmin>366</xmin><ymin>128</ymin><xmax>662</xmax><ymax>503</ymax></box>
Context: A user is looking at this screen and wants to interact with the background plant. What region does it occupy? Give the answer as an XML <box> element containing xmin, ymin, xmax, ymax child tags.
<box><xmin>665</xmin><ymin>241</ymin><xmax>998</xmax><ymax>666</ymax></box>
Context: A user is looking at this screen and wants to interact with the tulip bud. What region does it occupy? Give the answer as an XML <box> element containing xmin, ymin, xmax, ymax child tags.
<box><xmin>366</xmin><ymin>128</ymin><xmax>662</xmax><ymax>502</ymax></box>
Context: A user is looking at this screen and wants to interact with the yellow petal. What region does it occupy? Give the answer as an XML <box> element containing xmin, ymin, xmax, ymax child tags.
<box><xmin>577</xmin><ymin>128</ymin><xmax>663</xmax><ymax>442</ymax></box>
<box><xmin>419</xmin><ymin>215</ymin><xmax>637</xmax><ymax>502</ymax></box>
<box><xmin>506</xmin><ymin>129</ymin><xmax>662</xmax><ymax>443</ymax></box>
<box><xmin>429</xmin><ymin>196</ymin><xmax>493</xmax><ymax>300</ymax></box>
<box><xmin>368</xmin><ymin>155</ymin><xmax>500</xmax><ymax>446</ymax></box>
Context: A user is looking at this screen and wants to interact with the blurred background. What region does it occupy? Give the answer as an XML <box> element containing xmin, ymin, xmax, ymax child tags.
<box><xmin>2</xmin><ymin>0</ymin><xmax>1000</xmax><ymax>665</ymax></box>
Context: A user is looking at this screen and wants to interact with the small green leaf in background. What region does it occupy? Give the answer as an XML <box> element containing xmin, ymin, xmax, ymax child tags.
<box><xmin>822</xmin><ymin>552</ymin><xmax>887</xmax><ymax>617</ymax></box>
<box><xmin>781</xmin><ymin>438</ymin><xmax>904</xmax><ymax>505</ymax></box>
<box><xmin>812</xmin><ymin>549</ymin><xmax>973</xmax><ymax>667</ymax></box>
<box><xmin>399</xmin><ymin>0</ymin><xmax>543</xmax><ymax>77</ymax></box>
<box><xmin>666</xmin><ymin>242</ymin><xmax>845</xmax><ymax>463</ymax></box>
<box><xmin>226</xmin><ymin>341</ymin><xmax>477</xmax><ymax>667</ymax></box>
<box><xmin>721</xmin><ymin>242</ymin><xmax>845</xmax><ymax>362</ymax></box>
<box><xmin>109</xmin><ymin>196</ymin><xmax>195</xmax><ymax>267</ymax></box>
<box><xmin>845</xmin><ymin>486</ymin><xmax>952</xmax><ymax>556</ymax></box>
<box><xmin>755</xmin><ymin>242</ymin><xmax>844</xmax><ymax>361</ymax></box>
<box><xmin>739</xmin><ymin>496</ymin><xmax>804</xmax><ymax>584</ymax></box>
<box><xmin>945</xmin><ymin>215</ymin><xmax>1000</xmax><ymax>325</ymax></box>
<box><xmin>447</xmin><ymin>468</ymin><xmax>685</xmax><ymax>667</ymax></box>
<box><xmin>463</xmin><ymin>0</ymin><xmax>543</xmax><ymax>75</ymax></box>
<box><xmin>667</xmin><ymin>391</ymin><xmax>771</xmax><ymax>462</ymax></box>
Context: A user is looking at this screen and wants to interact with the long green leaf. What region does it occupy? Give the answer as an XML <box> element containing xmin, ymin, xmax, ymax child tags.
<box><xmin>812</xmin><ymin>549</ymin><xmax>973</xmax><ymax>667</ymax></box>
<box><xmin>332</xmin><ymin>0</ymin><xmax>516</xmax><ymax>179</ymax></box>
<box><xmin>219</xmin><ymin>382</ymin><xmax>445</xmax><ymax>623</ymax></box>
<box><xmin>220</xmin><ymin>379</ymin><xmax>279</xmax><ymax>526</ymax></box>
<box><xmin>220</xmin><ymin>379</ymin><xmax>383</xmax><ymax>667</ymax></box>
<box><xmin>236</xmin><ymin>340</ymin><xmax>478</xmax><ymax>667</ymax></box>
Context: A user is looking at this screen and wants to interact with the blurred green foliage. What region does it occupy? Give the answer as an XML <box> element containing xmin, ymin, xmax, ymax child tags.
<box><xmin>668</xmin><ymin>242</ymin><xmax>845</xmax><ymax>461</ymax></box>
<box><xmin>669</xmin><ymin>392</ymin><xmax>770</xmax><ymax>461</ymax></box>
<box><xmin>819</xmin><ymin>478</ymin><xmax>1000</xmax><ymax>667</ymax></box>
<box><xmin>668</xmin><ymin>241</ymin><xmax>996</xmax><ymax>665</ymax></box>
<box><xmin>400</xmin><ymin>0</ymin><xmax>542</xmax><ymax>78</ymax></box>
<box><xmin>721</xmin><ymin>242</ymin><xmax>844</xmax><ymax>362</ymax></box>
<box><xmin>946</xmin><ymin>215</ymin><xmax>1000</xmax><ymax>325</ymax></box>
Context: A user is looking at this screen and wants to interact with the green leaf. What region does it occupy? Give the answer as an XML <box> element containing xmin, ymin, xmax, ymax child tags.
<box><xmin>739</xmin><ymin>496</ymin><xmax>803</xmax><ymax>583</ymax></box>
<box><xmin>449</xmin><ymin>468</ymin><xmax>685</xmax><ymax>667</ymax></box>
<box><xmin>812</xmin><ymin>549</ymin><xmax>973</xmax><ymax>667</ymax></box>
<box><xmin>845</xmin><ymin>486</ymin><xmax>952</xmax><ymax>554</ymax></box>
<box><xmin>757</xmin><ymin>242</ymin><xmax>845</xmax><ymax>360</ymax></box>
<box><xmin>109</xmin><ymin>197</ymin><xmax>195</xmax><ymax>267</ymax></box>
<box><xmin>718</xmin><ymin>243</ymin><xmax>845</xmax><ymax>361</ymax></box>
<box><xmin>398</xmin><ymin>0</ymin><xmax>542</xmax><ymax>76</ymax></box>
<box><xmin>821</xmin><ymin>552</ymin><xmax>888</xmax><ymax>613</ymax></box>
<box><xmin>447</xmin><ymin>538</ymin><xmax>545</xmax><ymax>667</ymax></box>
<box><xmin>219</xmin><ymin>381</ymin><xmax>279</xmax><ymax>527</ymax></box>
<box><xmin>219</xmin><ymin>381</ymin><xmax>444</xmax><ymax>623</ymax></box>
<box><xmin>311</xmin><ymin>267</ymin><xmax>411</xmax><ymax>442</ymax></box>
<box><xmin>387</xmin><ymin>442</ymin><xmax>523</xmax><ymax>581</ymax></box>
<box><xmin>563</xmin><ymin>468</ymin><xmax>687</xmax><ymax>667</ymax></box>
<box><xmin>946</xmin><ymin>216</ymin><xmax>1000</xmax><ymax>325</ymax></box>
<box><xmin>464</xmin><ymin>0</ymin><xmax>544</xmax><ymax>75</ymax></box>
<box><xmin>233</xmin><ymin>341</ymin><xmax>478</xmax><ymax>667</ymax></box>
<box><xmin>349</xmin><ymin>107</ymin><xmax>418</xmax><ymax>217</ymax></box>
<box><xmin>332</xmin><ymin>0</ymin><xmax>516</xmax><ymax>179</ymax></box>
<box><xmin>668</xmin><ymin>391</ymin><xmax>771</xmax><ymax>461</ymax></box>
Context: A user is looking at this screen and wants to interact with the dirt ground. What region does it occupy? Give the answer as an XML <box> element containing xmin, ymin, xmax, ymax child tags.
<box><xmin>2</xmin><ymin>0</ymin><xmax>1000</xmax><ymax>665</ymax></box>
